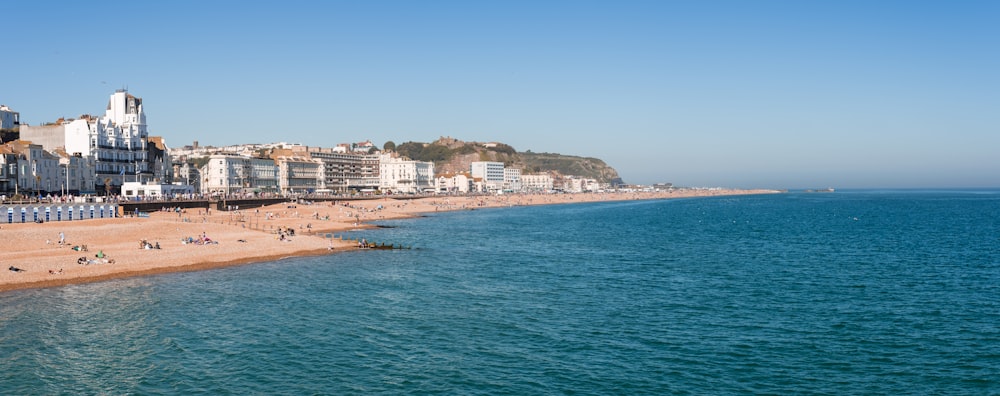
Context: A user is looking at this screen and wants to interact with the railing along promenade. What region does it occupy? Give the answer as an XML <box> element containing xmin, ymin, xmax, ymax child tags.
<box><xmin>2</xmin><ymin>191</ymin><xmax>496</xmax><ymax>224</ymax></box>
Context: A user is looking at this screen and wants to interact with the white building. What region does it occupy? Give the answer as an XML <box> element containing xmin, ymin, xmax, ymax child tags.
<box><xmin>352</xmin><ymin>140</ymin><xmax>377</xmax><ymax>153</ymax></box>
<box><xmin>564</xmin><ymin>177</ymin><xmax>601</xmax><ymax>193</ymax></box>
<box><xmin>470</xmin><ymin>161</ymin><xmax>504</xmax><ymax>192</ymax></box>
<box><xmin>248</xmin><ymin>157</ymin><xmax>280</xmax><ymax>194</ymax></box>
<box><xmin>275</xmin><ymin>155</ymin><xmax>323</xmax><ymax>195</ymax></box>
<box><xmin>201</xmin><ymin>154</ymin><xmax>242</xmax><ymax>195</ymax></box>
<box><xmin>435</xmin><ymin>173</ymin><xmax>472</xmax><ymax>194</ymax></box>
<box><xmin>200</xmin><ymin>154</ymin><xmax>280</xmax><ymax>195</ymax></box>
<box><xmin>521</xmin><ymin>174</ymin><xmax>554</xmax><ymax>192</ymax></box>
<box><xmin>19</xmin><ymin>90</ymin><xmax>170</xmax><ymax>194</ymax></box>
<box><xmin>380</xmin><ymin>153</ymin><xmax>435</xmax><ymax>193</ymax></box>
<box><xmin>503</xmin><ymin>168</ymin><xmax>521</xmax><ymax>192</ymax></box>
<box><xmin>121</xmin><ymin>181</ymin><xmax>194</xmax><ymax>199</ymax></box>
<box><xmin>0</xmin><ymin>104</ymin><xmax>19</xmax><ymax>130</ymax></box>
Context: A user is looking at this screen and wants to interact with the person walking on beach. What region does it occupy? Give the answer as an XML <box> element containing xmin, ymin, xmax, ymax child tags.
<box><xmin>59</xmin><ymin>232</ymin><xmax>65</xmax><ymax>246</ymax></box>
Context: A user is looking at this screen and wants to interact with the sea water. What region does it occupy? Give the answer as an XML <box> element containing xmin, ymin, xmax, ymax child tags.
<box><xmin>1</xmin><ymin>191</ymin><xmax>998</xmax><ymax>394</ymax></box>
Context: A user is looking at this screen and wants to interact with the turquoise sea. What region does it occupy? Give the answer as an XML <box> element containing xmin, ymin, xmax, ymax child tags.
<box><xmin>1</xmin><ymin>190</ymin><xmax>999</xmax><ymax>394</ymax></box>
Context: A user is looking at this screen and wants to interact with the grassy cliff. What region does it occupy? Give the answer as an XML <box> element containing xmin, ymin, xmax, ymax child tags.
<box><xmin>393</xmin><ymin>137</ymin><xmax>622</xmax><ymax>184</ymax></box>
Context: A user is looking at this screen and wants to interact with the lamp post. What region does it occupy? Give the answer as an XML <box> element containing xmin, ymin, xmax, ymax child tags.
<box><xmin>62</xmin><ymin>162</ymin><xmax>69</xmax><ymax>197</ymax></box>
<box><xmin>31</xmin><ymin>159</ymin><xmax>36</xmax><ymax>199</ymax></box>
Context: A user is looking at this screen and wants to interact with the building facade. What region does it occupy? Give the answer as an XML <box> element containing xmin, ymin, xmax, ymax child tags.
<box><xmin>200</xmin><ymin>154</ymin><xmax>280</xmax><ymax>195</ymax></box>
<box><xmin>308</xmin><ymin>148</ymin><xmax>380</xmax><ymax>193</ymax></box>
<box><xmin>471</xmin><ymin>161</ymin><xmax>504</xmax><ymax>192</ymax></box>
<box><xmin>521</xmin><ymin>174</ymin><xmax>554</xmax><ymax>192</ymax></box>
<box><xmin>435</xmin><ymin>173</ymin><xmax>472</xmax><ymax>194</ymax></box>
<box><xmin>173</xmin><ymin>162</ymin><xmax>201</xmax><ymax>191</ymax></box>
<box><xmin>379</xmin><ymin>153</ymin><xmax>435</xmax><ymax>193</ymax></box>
<box><xmin>0</xmin><ymin>104</ymin><xmax>19</xmax><ymax>130</ymax></box>
<box><xmin>121</xmin><ymin>182</ymin><xmax>194</xmax><ymax>199</ymax></box>
<box><xmin>19</xmin><ymin>90</ymin><xmax>170</xmax><ymax>194</ymax></box>
<box><xmin>55</xmin><ymin>149</ymin><xmax>97</xmax><ymax>195</ymax></box>
<box><xmin>3</xmin><ymin>142</ymin><xmax>61</xmax><ymax>196</ymax></box>
<box><xmin>503</xmin><ymin>168</ymin><xmax>521</xmax><ymax>192</ymax></box>
<box><xmin>563</xmin><ymin>177</ymin><xmax>601</xmax><ymax>193</ymax></box>
<box><xmin>275</xmin><ymin>155</ymin><xmax>323</xmax><ymax>195</ymax></box>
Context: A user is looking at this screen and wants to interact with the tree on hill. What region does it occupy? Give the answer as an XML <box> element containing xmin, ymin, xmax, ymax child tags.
<box><xmin>396</xmin><ymin>141</ymin><xmax>452</xmax><ymax>162</ymax></box>
<box><xmin>190</xmin><ymin>156</ymin><xmax>211</xmax><ymax>170</ymax></box>
<box><xmin>383</xmin><ymin>141</ymin><xmax>396</xmax><ymax>151</ymax></box>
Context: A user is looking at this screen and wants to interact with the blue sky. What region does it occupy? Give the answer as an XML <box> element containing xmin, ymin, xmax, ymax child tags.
<box><xmin>3</xmin><ymin>1</ymin><xmax>997</xmax><ymax>189</ymax></box>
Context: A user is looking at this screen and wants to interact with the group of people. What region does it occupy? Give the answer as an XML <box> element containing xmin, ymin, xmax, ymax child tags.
<box><xmin>139</xmin><ymin>239</ymin><xmax>162</xmax><ymax>250</ymax></box>
<box><xmin>275</xmin><ymin>226</ymin><xmax>295</xmax><ymax>241</ymax></box>
<box><xmin>181</xmin><ymin>232</ymin><xmax>217</xmax><ymax>245</ymax></box>
<box><xmin>77</xmin><ymin>250</ymin><xmax>114</xmax><ymax>265</ymax></box>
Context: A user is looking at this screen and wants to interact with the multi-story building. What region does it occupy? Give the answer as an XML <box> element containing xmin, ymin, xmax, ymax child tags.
<box><xmin>2</xmin><ymin>141</ymin><xmax>61</xmax><ymax>196</ymax></box>
<box><xmin>248</xmin><ymin>157</ymin><xmax>280</xmax><ymax>194</ymax></box>
<box><xmin>0</xmin><ymin>145</ymin><xmax>19</xmax><ymax>195</ymax></box>
<box><xmin>379</xmin><ymin>153</ymin><xmax>435</xmax><ymax>194</ymax></box>
<box><xmin>274</xmin><ymin>154</ymin><xmax>323</xmax><ymax>195</ymax></box>
<box><xmin>200</xmin><ymin>154</ymin><xmax>239</xmax><ymax>195</ymax></box>
<box><xmin>54</xmin><ymin>148</ymin><xmax>97</xmax><ymax>195</ymax></box>
<box><xmin>146</xmin><ymin>137</ymin><xmax>173</xmax><ymax>184</ymax></box>
<box><xmin>200</xmin><ymin>154</ymin><xmax>280</xmax><ymax>195</ymax></box>
<box><xmin>435</xmin><ymin>172</ymin><xmax>472</xmax><ymax>194</ymax></box>
<box><xmin>564</xmin><ymin>177</ymin><xmax>601</xmax><ymax>193</ymax></box>
<box><xmin>521</xmin><ymin>174</ymin><xmax>554</xmax><ymax>192</ymax></box>
<box><xmin>503</xmin><ymin>168</ymin><xmax>521</xmax><ymax>192</ymax></box>
<box><xmin>173</xmin><ymin>162</ymin><xmax>201</xmax><ymax>191</ymax></box>
<box><xmin>19</xmin><ymin>90</ymin><xmax>170</xmax><ymax>194</ymax></box>
<box><xmin>307</xmin><ymin>148</ymin><xmax>380</xmax><ymax>193</ymax></box>
<box><xmin>471</xmin><ymin>161</ymin><xmax>504</xmax><ymax>192</ymax></box>
<box><xmin>0</xmin><ymin>104</ymin><xmax>20</xmax><ymax>131</ymax></box>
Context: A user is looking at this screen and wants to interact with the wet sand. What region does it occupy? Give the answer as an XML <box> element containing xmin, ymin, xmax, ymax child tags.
<box><xmin>0</xmin><ymin>189</ymin><xmax>779</xmax><ymax>292</ymax></box>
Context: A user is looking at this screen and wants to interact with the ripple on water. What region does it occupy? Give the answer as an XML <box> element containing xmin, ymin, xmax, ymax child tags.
<box><xmin>1</xmin><ymin>191</ymin><xmax>999</xmax><ymax>394</ymax></box>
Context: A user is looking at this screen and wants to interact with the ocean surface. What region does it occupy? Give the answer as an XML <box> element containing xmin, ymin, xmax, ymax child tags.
<box><xmin>2</xmin><ymin>190</ymin><xmax>999</xmax><ymax>395</ymax></box>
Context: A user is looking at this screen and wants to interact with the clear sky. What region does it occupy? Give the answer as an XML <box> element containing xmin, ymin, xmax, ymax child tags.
<box><xmin>3</xmin><ymin>1</ymin><xmax>998</xmax><ymax>189</ymax></box>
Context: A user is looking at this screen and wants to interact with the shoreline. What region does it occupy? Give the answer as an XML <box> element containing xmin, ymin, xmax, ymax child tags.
<box><xmin>0</xmin><ymin>189</ymin><xmax>779</xmax><ymax>293</ymax></box>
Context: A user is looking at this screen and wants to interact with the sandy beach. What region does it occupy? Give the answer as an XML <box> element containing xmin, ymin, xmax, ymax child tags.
<box><xmin>0</xmin><ymin>189</ymin><xmax>778</xmax><ymax>292</ymax></box>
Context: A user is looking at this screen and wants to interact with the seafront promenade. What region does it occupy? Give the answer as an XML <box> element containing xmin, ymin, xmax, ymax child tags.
<box><xmin>0</xmin><ymin>189</ymin><xmax>779</xmax><ymax>292</ymax></box>
<box><xmin>0</xmin><ymin>194</ymin><xmax>411</xmax><ymax>224</ymax></box>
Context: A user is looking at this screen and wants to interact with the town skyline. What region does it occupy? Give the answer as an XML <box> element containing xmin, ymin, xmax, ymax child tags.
<box><xmin>3</xmin><ymin>1</ymin><xmax>998</xmax><ymax>189</ymax></box>
<box><xmin>4</xmin><ymin>89</ymin><xmax>609</xmax><ymax>197</ymax></box>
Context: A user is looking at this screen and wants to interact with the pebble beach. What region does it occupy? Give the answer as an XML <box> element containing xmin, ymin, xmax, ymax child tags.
<box><xmin>0</xmin><ymin>189</ymin><xmax>778</xmax><ymax>292</ymax></box>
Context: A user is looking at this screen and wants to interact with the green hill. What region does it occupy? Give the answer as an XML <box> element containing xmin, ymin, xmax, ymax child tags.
<box><xmin>391</xmin><ymin>137</ymin><xmax>622</xmax><ymax>184</ymax></box>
